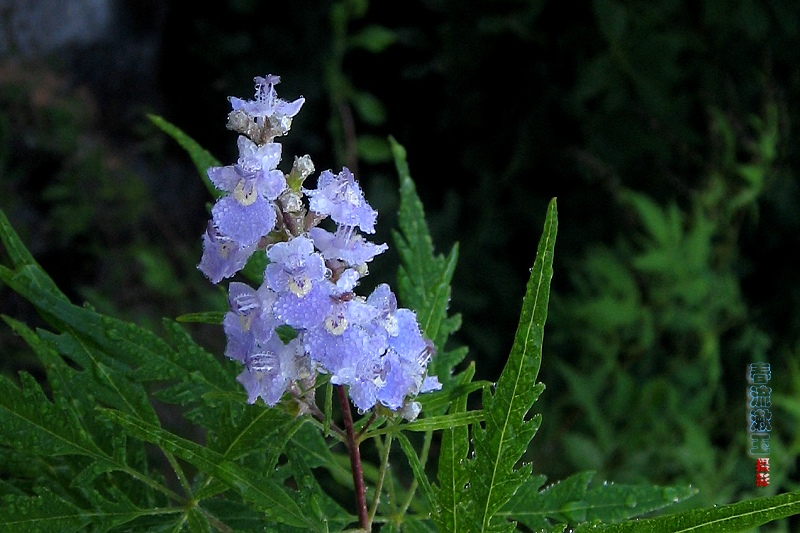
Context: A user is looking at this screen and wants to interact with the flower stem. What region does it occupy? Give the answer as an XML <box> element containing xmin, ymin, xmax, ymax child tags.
<box><xmin>337</xmin><ymin>385</ymin><xmax>369</xmax><ymax>530</ymax></box>
<box><xmin>369</xmin><ymin>432</ymin><xmax>394</xmax><ymax>525</ymax></box>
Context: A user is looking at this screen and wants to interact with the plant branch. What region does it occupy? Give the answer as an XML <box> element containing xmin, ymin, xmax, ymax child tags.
<box><xmin>337</xmin><ymin>385</ymin><xmax>369</xmax><ymax>530</ymax></box>
<box><xmin>369</xmin><ymin>432</ymin><xmax>394</xmax><ymax>526</ymax></box>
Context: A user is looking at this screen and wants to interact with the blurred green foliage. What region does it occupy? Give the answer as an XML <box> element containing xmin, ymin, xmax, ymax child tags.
<box><xmin>2</xmin><ymin>0</ymin><xmax>799</xmax><ymax>529</ymax></box>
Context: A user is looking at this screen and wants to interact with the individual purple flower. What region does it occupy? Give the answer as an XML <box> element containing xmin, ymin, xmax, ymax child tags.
<box><xmin>332</xmin><ymin>349</ymin><xmax>386</xmax><ymax>412</ymax></box>
<box><xmin>236</xmin><ymin>334</ymin><xmax>309</xmax><ymax>405</ymax></box>
<box><xmin>208</xmin><ymin>137</ymin><xmax>286</xmax><ymax>247</ymax></box>
<box><xmin>271</xmin><ymin>282</ymin><xmax>335</xmax><ymax>330</ymax></box>
<box><xmin>229</xmin><ymin>75</ymin><xmax>305</xmax><ymax>133</ymax></box>
<box><xmin>208</xmin><ymin>137</ymin><xmax>286</xmax><ymax>197</ymax></box>
<box><xmin>375</xmin><ymin>351</ymin><xmax>416</xmax><ymax>410</ymax></box>
<box><xmin>305</xmin><ymin>167</ymin><xmax>378</xmax><ymax>233</ymax></box>
<box><xmin>265</xmin><ymin>236</ymin><xmax>327</xmax><ymax>296</ymax></box>
<box><xmin>367</xmin><ymin>284</ymin><xmax>442</xmax><ymax>407</ymax></box>
<box><xmin>223</xmin><ymin>281</ymin><xmax>279</xmax><ymax>363</ymax></box>
<box><xmin>270</xmin><ymin>260</ymin><xmax>366</xmax><ymax>332</ymax></box>
<box><xmin>303</xmin><ymin>296</ymin><xmax>385</xmax><ymax>379</ymax></box>
<box><xmin>309</xmin><ymin>226</ymin><xmax>387</xmax><ymax>266</ymax></box>
<box><xmin>198</xmin><ymin>223</ymin><xmax>257</xmax><ymax>284</ymax></box>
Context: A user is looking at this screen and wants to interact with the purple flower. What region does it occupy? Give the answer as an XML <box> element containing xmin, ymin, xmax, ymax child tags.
<box><xmin>272</xmin><ymin>282</ymin><xmax>335</xmax><ymax>330</ymax></box>
<box><xmin>332</xmin><ymin>349</ymin><xmax>386</xmax><ymax>412</ymax></box>
<box><xmin>305</xmin><ymin>168</ymin><xmax>378</xmax><ymax>233</ymax></box>
<box><xmin>236</xmin><ymin>335</ymin><xmax>309</xmax><ymax>405</ymax></box>
<box><xmin>304</xmin><ymin>297</ymin><xmax>385</xmax><ymax>376</ymax></box>
<box><xmin>309</xmin><ymin>226</ymin><xmax>387</xmax><ymax>266</ymax></box>
<box><xmin>265</xmin><ymin>236</ymin><xmax>327</xmax><ymax>296</ymax></box>
<box><xmin>223</xmin><ymin>281</ymin><xmax>279</xmax><ymax>363</ymax></box>
<box><xmin>375</xmin><ymin>351</ymin><xmax>416</xmax><ymax>410</ymax></box>
<box><xmin>208</xmin><ymin>137</ymin><xmax>286</xmax><ymax>248</ymax></box>
<box><xmin>367</xmin><ymin>284</ymin><xmax>442</xmax><ymax>407</ymax></box>
<box><xmin>198</xmin><ymin>223</ymin><xmax>257</xmax><ymax>283</ymax></box>
<box><xmin>229</xmin><ymin>75</ymin><xmax>305</xmax><ymax>135</ymax></box>
<box><xmin>202</xmin><ymin>74</ymin><xmax>443</xmax><ymax>415</ymax></box>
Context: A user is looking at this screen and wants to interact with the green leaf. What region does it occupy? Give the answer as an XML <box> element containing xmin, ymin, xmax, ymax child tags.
<box><xmin>3</xmin><ymin>317</ymin><xmax>157</xmax><ymax>476</ymax></box>
<box><xmin>0</xmin><ymin>209</ymin><xmax>67</xmax><ymax>302</ymax></box>
<box><xmin>240</xmin><ymin>248</ymin><xmax>269</xmax><ymax>285</ymax></box>
<box><xmin>397</xmin><ymin>431</ymin><xmax>436</xmax><ymax>515</ymax></box>
<box><xmin>434</xmin><ymin>364</ymin><xmax>476</xmax><ymax>533</ymax></box>
<box><xmin>502</xmin><ymin>471</ymin><xmax>696</xmax><ymax>529</ymax></box>
<box><xmin>620</xmin><ymin>190</ymin><xmax>674</xmax><ymax>247</ymax></box>
<box><xmin>574</xmin><ymin>490</ymin><xmax>800</xmax><ymax>532</ymax></box>
<box><xmin>286</xmin><ymin>437</ymin><xmax>354</xmax><ymax>530</ymax></box>
<box><xmin>367</xmin><ymin>411</ymin><xmax>484</xmax><ymax>438</ymax></box>
<box><xmin>348</xmin><ymin>24</ymin><xmax>397</xmax><ymax>53</ymax></box>
<box><xmin>147</xmin><ymin>114</ymin><xmax>222</xmax><ymax>199</ymax></box>
<box><xmin>0</xmin><ymin>371</ymin><xmax>106</xmax><ymax>459</ymax></box>
<box><xmin>352</xmin><ymin>90</ymin><xmax>388</xmax><ymax>125</ymax></box>
<box><xmin>416</xmin><ymin>377</ymin><xmax>488</xmax><ymax>414</ymax></box>
<box><xmin>580</xmin><ymin>482</ymin><xmax>697</xmax><ymax>523</ymax></box>
<box><xmin>463</xmin><ymin>198</ymin><xmax>557</xmax><ymax>533</ymax></box>
<box><xmin>102</xmin><ymin>409</ymin><xmax>322</xmax><ymax>531</ymax></box>
<box><xmin>187</xmin><ymin>507</ymin><xmax>212</xmax><ymax>533</ymax></box>
<box><xmin>390</xmin><ymin>136</ymin><xmax>466</xmax><ymax>385</ymax></box>
<box><xmin>357</xmin><ymin>134</ymin><xmax>392</xmax><ymax>163</ymax></box>
<box><xmin>0</xmin><ymin>488</ymin><xmax>90</xmax><ymax>533</ymax></box>
<box><xmin>208</xmin><ymin>406</ymin><xmax>301</xmax><ymax>466</ymax></box>
<box><xmin>176</xmin><ymin>311</ymin><xmax>225</xmax><ymax>325</ymax></box>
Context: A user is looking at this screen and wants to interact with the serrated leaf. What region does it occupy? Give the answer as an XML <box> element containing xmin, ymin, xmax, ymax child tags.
<box><xmin>580</xmin><ymin>481</ymin><xmax>697</xmax><ymax>523</ymax></box>
<box><xmin>1</xmin><ymin>259</ymin><xmax>236</xmax><ymax>417</ymax></box>
<box><xmin>102</xmin><ymin>409</ymin><xmax>321</xmax><ymax>531</ymax></box>
<box><xmin>417</xmin><ymin>377</ymin><xmax>488</xmax><ymax>413</ymax></box>
<box><xmin>0</xmin><ymin>209</ymin><xmax>67</xmax><ymax>301</ymax></box>
<box><xmin>502</xmin><ymin>471</ymin><xmax>695</xmax><ymax>529</ymax></box>
<box><xmin>434</xmin><ymin>364</ymin><xmax>476</xmax><ymax>533</ymax></box>
<box><xmin>390</xmin><ymin>136</ymin><xmax>466</xmax><ymax>385</ymax></box>
<box><xmin>206</xmin><ymin>405</ymin><xmax>302</xmax><ymax>471</ymax></box>
<box><xmin>574</xmin><ymin>490</ymin><xmax>800</xmax><ymax>533</ymax></box>
<box><xmin>0</xmin><ymin>488</ymin><xmax>90</xmax><ymax>533</ymax></box>
<box><xmin>147</xmin><ymin>114</ymin><xmax>222</xmax><ymax>199</ymax></box>
<box><xmin>2</xmin><ymin>317</ymin><xmax>154</xmax><ymax>477</ymax></box>
<box><xmin>286</xmin><ymin>441</ymin><xmax>353</xmax><ymax>530</ymax></box>
<box><xmin>367</xmin><ymin>411</ymin><xmax>484</xmax><ymax>438</ymax></box>
<box><xmin>401</xmin><ymin>517</ymin><xmax>439</xmax><ymax>532</ymax></box>
<box><xmin>397</xmin><ymin>431</ymin><xmax>436</xmax><ymax>515</ymax></box>
<box><xmin>187</xmin><ymin>507</ymin><xmax>212</xmax><ymax>533</ymax></box>
<box><xmin>38</xmin><ymin>327</ymin><xmax>160</xmax><ymax>428</ymax></box>
<box><xmin>0</xmin><ymin>371</ymin><xmax>105</xmax><ymax>458</ymax></box>
<box><xmin>464</xmin><ymin>198</ymin><xmax>557</xmax><ymax>533</ymax></box>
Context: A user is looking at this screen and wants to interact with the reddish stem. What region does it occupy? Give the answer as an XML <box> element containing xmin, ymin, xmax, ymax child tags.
<box><xmin>337</xmin><ymin>385</ymin><xmax>369</xmax><ymax>530</ymax></box>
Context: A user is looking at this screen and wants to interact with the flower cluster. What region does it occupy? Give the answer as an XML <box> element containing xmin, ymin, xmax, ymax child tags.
<box><xmin>198</xmin><ymin>75</ymin><xmax>440</xmax><ymax>417</ymax></box>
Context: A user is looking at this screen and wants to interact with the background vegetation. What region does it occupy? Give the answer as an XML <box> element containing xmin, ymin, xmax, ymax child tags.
<box><xmin>2</xmin><ymin>0</ymin><xmax>798</xmax><ymax>529</ymax></box>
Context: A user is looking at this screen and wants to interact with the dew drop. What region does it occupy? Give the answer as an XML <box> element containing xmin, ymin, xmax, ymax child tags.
<box><xmin>662</xmin><ymin>487</ymin><xmax>680</xmax><ymax>502</ymax></box>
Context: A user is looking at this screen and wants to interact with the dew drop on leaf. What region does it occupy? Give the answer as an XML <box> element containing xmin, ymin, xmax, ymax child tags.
<box><xmin>662</xmin><ymin>487</ymin><xmax>680</xmax><ymax>502</ymax></box>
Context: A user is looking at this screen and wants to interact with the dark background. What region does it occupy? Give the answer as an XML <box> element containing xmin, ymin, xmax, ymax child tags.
<box><xmin>2</xmin><ymin>0</ymin><xmax>798</xmax><ymax>522</ymax></box>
